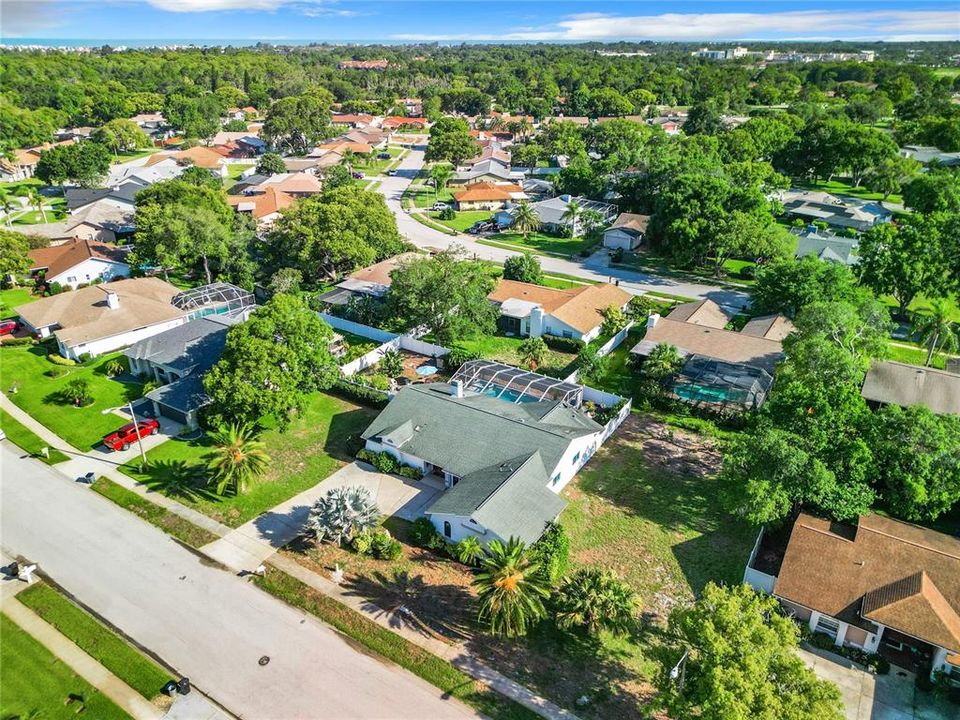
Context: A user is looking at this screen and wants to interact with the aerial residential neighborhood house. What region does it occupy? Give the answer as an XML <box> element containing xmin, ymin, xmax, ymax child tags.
<box><xmin>27</xmin><ymin>199</ymin><xmax>137</xmax><ymax>245</ymax></box>
<box><xmin>330</xmin><ymin>114</ymin><xmax>374</xmax><ymax>129</ymax></box>
<box><xmin>780</xmin><ymin>190</ymin><xmax>892</xmax><ymax>232</ymax></box>
<box><xmin>495</xmin><ymin>195</ymin><xmax>618</xmax><ymax>234</ymax></box>
<box><xmin>145</xmin><ymin>147</ymin><xmax>228</xmax><ymax>177</ymax></box>
<box><xmin>603</xmin><ymin>212</ymin><xmax>651</xmax><ymax>251</ymax></box>
<box><xmin>488</xmin><ymin>279</ymin><xmax>632</xmax><ymax>342</ymax></box>
<box><xmin>361</xmin><ymin>365</ymin><xmax>609</xmax><ymax>544</ymax></box>
<box><xmin>464</xmin><ymin>147</ymin><xmax>511</xmax><ymax>167</ymax></box>
<box><xmin>15</xmin><ymin>279</ymin><xmax>253</xmax><ymax>361</ymax></box>
<box><xmin>745</xmin><ymin>512</ymin><xmax>960</xmax><ymax>680</ymax></box>
<box><xmin>449</xmin><ymin>160</ymin><xmax>520</xmax><ymax>186</ymax></box>
<box><xmin>860</xmin><ymin>361</ymin><xmax>960</xmax><ymax>415</ymax></box>
<box><xmin>27</xmin><ymin>238</ymin><xmax>130</xmax><ymax>290</ymax></box>
<box><xmin>452</xmin><ymin>182</ymin><xmax>526</xmax><ymax>211</ymax></box>
<box><xmin>898</xmin><ymin>145</ymin><xmax>960</xmax><ymax>167</ymax></box>
<box><xmin>381</xmin><ymin>116</ymin><xmax>428</xmax><ymax>131</ymax></box>
<box><xmin>224</xmin><ymin>106</ymin><xmax>258</xmax><ymax>121</ymax></box>
<box><xmin>126</xmin><ymin>315</ymin><xmax>238</xmax><ymax>429</ymax></box>
<box><xmin>316</xmin><ymin>252</ymin><xmax>422</xmax><ymax>308</ymax></box>
<box><xmin>793</xmin><ymin>228</ymin><xmax>859</xmax><ymax>266</ymax></box>
<box><xmin>255</xmin><ymin>172</ymin><xmax>324</xmax><ymax>197</ymax></box>
<box><xmin>228</xmin><ymin>186</ymin><xmax>295</xmax><ymax>225</ymax></box>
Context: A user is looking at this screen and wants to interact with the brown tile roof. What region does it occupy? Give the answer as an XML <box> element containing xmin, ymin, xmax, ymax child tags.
<box><xmin>228</xmin><ymin>187</ymin><xmax>296</xmax><ymax>219</ymax></box>
<box><xmin>453</xmin><ymin>182</ymin><xmax>524</xmax><ymax>203</ymax></box>
<box><xmin>145</xmin><ymin>146</ymin><xmax>225</xmax><ymax>169</ymax></box>
<box><xmin>260</xmin><ymin>172</ymin><xmax>324</xmax><ymax>195</ymax></box>
<box><xmin>608</xmin><ymin>212</ymin><xmax>650</xmax><ymax>235</ymax></box>
<box><xmin>318</xmin><ymin>141</ymin><xmax>372</xmax><ymax>155</ymax></box>
<box><xmin>346</xmin><ymin>252</ymin><xmax>423</xmax><ymax>287</ymax></box>
<box><xmin>774</xmin><ymin>513</ymin><xmax>960</xmax><ymax>652</ymax></box>
<box><xmin>382</xmin><ymin>116</ymin><xmax>428</xmax><ymax>129</ymax></box>
<box><xmin>741</xmin><ymin>314</ymin><xmax>796</xmax><ymax>341</ymax></box>
<box><xmin>861</xmin><ymin>361</ymin><xmax>960</xmax><ymax>415</ymax></box>
<box><xmin>27</xmin><ymin>238</ymin><xmax>127</xmax><ymax>278</ymax></box>
<box><xmin>465</xmin><ymin>148</ymin><xmax>512</xmax><ymax>166</ymax></box>
<box><xmin>489</xmin><ymin>280</ymin><xmax>631</xmax><ymax>334</ymax></box>
<box><xmin>16</xmin><ymin>277</ymin><xmax>185</xmax><ymax>347</ymax></box>
<box><xmin>638</xmin><ymin>318</ymin><xmax>785</xmax><ymax>372</ymax></box>
<box><xmin>331</xmin><ymin>114</ymin><xmax>374</xmax><ymax>125</ymax></box>
<box><xmin>667</xmin><ymin>299</ymin><xmax>730</xmax><ymax>328</ymax></box>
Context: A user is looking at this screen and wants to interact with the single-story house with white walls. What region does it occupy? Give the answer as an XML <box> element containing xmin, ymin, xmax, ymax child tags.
<box><xmin>27</xmin><ymin>238</ymin><xmax>130</xmax><ymax>290</ymax></box>
<box><xmin>495</xmin><ymin>194</ymin><xmax>618</xmax><ymax>234</ymax></box>
<box><xmin>744</xmin><ymin>512</ymin><xmax>960</xmax><ymax>680</ymax></box>
<box><xmin>488</xmin><ymin>279</ymin><xmax>632</xmax><ymax>342</ymax></box>
<box><xmin>361</xmin><ymin>373</ymin><xmax>606</xmax><ymax>545</ymax></box>
<box><xmin>15</xmin><ymin>279</ymin><xmax>253</xmax><ymax>360</ymax></box>
<box><xmin>603</xmin><ymin>212</ymin><xmax>650</xmax><ymax>250</ymax></box>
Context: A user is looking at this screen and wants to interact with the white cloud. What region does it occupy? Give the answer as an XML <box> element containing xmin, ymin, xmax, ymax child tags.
<box><xmin>392</xmin><ymin>9</ymin><xmax>960</xmax><ymax>42</ymax></box>
<box><xmin>144</xmin><ymin>0</ymin><xmax>349</xmax><ymax>13</ymax></box>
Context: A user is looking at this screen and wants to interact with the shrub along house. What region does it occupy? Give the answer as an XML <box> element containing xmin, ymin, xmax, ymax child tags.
<box><xmin>361</xmin><ymin>365</ymin><xmax>612</xmax><ymax>545</ymax></box>
<box><xmin>744</xmin><ymin>512</ymin><xmax>960</xmax><ymax>681</ymax></box>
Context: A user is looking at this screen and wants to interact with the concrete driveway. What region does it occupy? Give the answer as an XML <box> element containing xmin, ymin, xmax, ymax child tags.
<box><xmin>801</xmin><ymin>647</ymin><xmax>956</xmax><ymax>719</ymax></box>
<box><xmin>202</xmin><ymin>462</ymin><xmax>442</xmax><ymax>572</ymax></box>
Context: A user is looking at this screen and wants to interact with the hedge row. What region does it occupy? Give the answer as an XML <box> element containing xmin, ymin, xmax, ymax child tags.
<box><xmin>330</xmin><ymin>378</ymin><xmax>389</xmax><ymax>408</ymax></box>
<box><xmin>542</xmin><ymin>334</ymin><xmax>585</xmax><ymax>353</ymax></box>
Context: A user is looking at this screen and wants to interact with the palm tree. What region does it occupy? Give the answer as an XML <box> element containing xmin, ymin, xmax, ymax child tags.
<box><xmin>555</xmin><ymin>568</ymin><xmax>636</xmax><ymax>636</ymax></box>
<box><xmin>518</xmin><ymin>336</ymin><xmax>549</xmax><ymax>370</ymax></box>
<box><xmin>430</xmin><ymin>163</ymin><xmax>453</xmax><ymax>199</ymax></box>
<box><xmin>473</xmin><ymin>537</ymin><xmax>550</xmax><ymax>638</ymax></box>
<box><xmin>0</xmin><ymin>188</ymin><xmax>14</xmax><ymax>226</ymax></box>
<box><xmin>642</xmin><ymin>343</ymin><xmax>684</xmax><ymax>382</ymax></box>
<box><xmin>579</xmin><ymin>208</ymin><xmax>605</xmax><ymax>236</ymax></box>
<box><xmin>561</xmin><ymin>199</ymin><xmax>583</xmax><ymax>237</ymax></box>
<box><xmin>512</xmin><ymin>200</ymin><xmax>540</xmax><ymax>240</ymax></box>
<box><xmin>207</xmin><ymin>423</ymin><xmax>272</xmax><ymax>496</ymax></box>
<box><xmin>26</xmin><ymin>187</ymin><xmax>46</xmax><ymax>223</ymax></box>
<box><xmin>912</xmin><ymin>301</ymin><xmax>959</xmax><ymax>367</ymax></box>
<box><xmin>309</xmin><ymin>486</ymin><xmax>381</xmax><ymax>546</ymax></box>
<box><xmin>454</xmin><ymin>536</ymin><xmax>485</xmax><ymax>566</ymax></box>
<box><xmin>342</xmin><ymin>148</ymin><xmax>355</xmax><ymax>174</ymax></box>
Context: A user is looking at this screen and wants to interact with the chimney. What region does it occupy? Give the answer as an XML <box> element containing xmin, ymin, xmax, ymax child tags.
<box><xmin>105</xmin><ymin>290</ymin><xmax>120</xmax><ymax>310</ymax></box>
<box><xmin>647</xmin><ymin>313</ymin><xmax>660</xmax><ymax>328</ymax></box>
<box><xmin>451</xmin><ymin>380</ymin><xmax>464</xmax><ymax>398</ymax></box>
<box><xmin>529</xmin><ymin>306</ymin><xmax>545</xmax><ymax>337</ymax></box>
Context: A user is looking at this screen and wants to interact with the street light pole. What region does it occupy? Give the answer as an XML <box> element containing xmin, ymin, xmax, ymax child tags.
<box><xmin>129</xmin><ymin>401</ymin><xmax>148</xmax><ymax>472</ymax></box>
<box><xmin>670</xmin><ymin>649</ymin><xmax>689</xmax><ymax>693</ymax></box>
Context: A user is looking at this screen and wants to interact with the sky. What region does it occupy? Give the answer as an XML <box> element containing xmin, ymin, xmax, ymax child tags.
<box><xmin>2</xmin><ymin>0</ymin><xmax>959</xmax><ymax>43</ymax></box>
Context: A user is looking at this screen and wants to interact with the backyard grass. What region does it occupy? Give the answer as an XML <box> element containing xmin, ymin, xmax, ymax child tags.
<box><xmin>17</xmin><ymin>582</ymin><xmax>173</xmax><ymax>701</ymax></box>
<box><xmin>428</xmin><ymin>209</ymin><xmax>491</xmax><ymax>232</ymax></box>
<box><xmin>223</xmin><ymin>163</ymin><xmax>255</xmax><ymax>190</ymax></box>
<box><xmin>111</xmin><ymin>147</ymin><xmax>161</xmax><ymax>163</ymax></box>
<box><xmin>1</xmin><ymin>346</ymin><xmax>145</xmax><ymax>450</ymax></box>
<box><xmin>479</xmin><ymin>231</ymin><xmax>599</xmax><ymax>258</ymax></box>
<box><xmin>0</xmin><ymin>285</ymin><xmax>38</xmax><ymax>319</ymax></box>
<box><xmin>455</xmin><ymin>334</ymin><xmax>578</xmax><ymax>378</ymax></box>
<box><xmin>0</xmin><ymin>408</ymin><xmax>70</xmax><ymax>464</ymax></box>
<box><xmin>798</xmin><ymin>178</ymin><xmax>903</xmax><ymax>207</ymax></box>
<box><xmin>881</xmin><ymin>293</ymin><xmax>960</xmax><ymax>323</ymax></box>
<box><xmin>886</xmin><ymin>342</ymin><xmax>947</xmax><ymax>370</ymax></box>
<box><xmin>91</xmin><ymin>476</ymin><xmax>220</xmax><ymax>547</ymax></box>
<box><xmin>119</xmin><ymin>392</ymin><xmax>376</xmax><ymax>527</ymax></box>
<box><xmin>0</xmin><ymin>614</ymin><xmax>131</xmax><ymax>720</ymax></box>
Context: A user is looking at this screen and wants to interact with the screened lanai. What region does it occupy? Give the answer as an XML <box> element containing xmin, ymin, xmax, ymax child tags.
<box><xmin>671</xmin><ymin>355</ymin><xmax>773</xmax><ymax>410</ymax></box>
<box><xmin>450</xmin><ymin>359</ymin><xmax>583</xmax><ymax>406</ymax></box>
<box><xmin>171</xmin><ymin>283</ymin><xmax>255</xmax><ymax>319</ymax></box>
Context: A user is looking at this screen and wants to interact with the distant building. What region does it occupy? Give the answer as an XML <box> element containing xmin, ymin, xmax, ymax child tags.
<box><xmin>793</xmin><ymin>228</ymin><xmax>859</xmax><ymax>266</ymax></box>
<box><xmin>337</xmin><ymin>59</ymin><xmax>389</xmax><ymax>71</ymax></box>
<box><xmin>603</xmin><ymin>212</ymin><xmax>651</xmax><ymax>251</ymax></box>
<box><xmin>861</xmin><ymin>361</ymin><xmax>960</xmax><ymax>415</ymax></box>
<box><xmin>780</xmin><ymin>190</ymin><xmax>892</xmax><ymax>233</ymax></box>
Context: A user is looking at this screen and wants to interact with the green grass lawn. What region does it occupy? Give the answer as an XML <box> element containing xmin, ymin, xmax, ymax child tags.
<box><xmin>111</xmin><ymin>147</ymin><xmax>160</xmax><ymax>163</ymax></box>
<box><xmin>479</xmin><ymin>231</ymin><xmax>599</xmax><ymax>258</ymax></box>
<box><xmin>223</xmin><ymin>163</ymin><xmax>255</xmax><ymax>190</ymax></box>
<box><xmin>351</xmin><ymin>147</ymin><xmax>404</xmax><ymax>175</ymax></box>
<box><xmin>590</xmin><ymin>328</ymin><xmax>646</xmax><ymax>401</ymax></box>
<box><xmin>409</xmin><ymin>211</ymin><xmax>457</xmax><ymax>235</ymax></box>
<box><xmin>0</xmin><ymin>285</ymin><xmax>38</xmax><ymax>319</ymax></box>
<box><xmin>0</xmin><ymin>408</ymin><xmax>70</xmax><ymax>464</ymax></box>
<box><xmin>455</xmin><ymin>334</ymin><xmax>577</xmax><ymax>378</ymax></box>
<box><xmin>798</xmin><ymin>178</ymin><xmax>903</xmax><ymax>207</ymax></box>
<box><xmin>880</xmin><ymin>293</ymin><xmax>960</xmax><ymax>323</ymax></box>
<box><xmin>428</xmin><ymin>210</ymin><xmax>491</xmax><ymax>232</ymax></box>
<box><xmin>0</xmin><ymin>177</ymin><xmax>46</xmax><ymax>194</ymax></box>
<box><xmin>119</xmin><ymin>392</ymin><xmax>376</xmax><ymax>527</ymax></box>
<box><xmin>886</xmin><ymin>342</ymin><xmax>947</xmax><ymax>370</ymax></box>
<box><xmin>1</xmin><ymin>346</ymin><xmax>144</xmax><ymax>450</ymax></box>
<box><xmin>0</xmin><ymin>614</ymin><xmax>131</xmax><ymax>720</ymax></box>
<box><xmin>17</xmin><ymin>583</ymin><xmax>173</xmax><ymax>701</ymax></box>
<box><xmin>410</xmin><ymin>185</ymin><xmax>455</xmax><ymax>209</ymax></box>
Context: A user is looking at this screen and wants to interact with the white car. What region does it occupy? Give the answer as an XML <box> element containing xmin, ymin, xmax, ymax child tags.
<box><xmin>431</xmin><ymin>202</ymin><xmax>450</xmax><ymax>211</ymax></box>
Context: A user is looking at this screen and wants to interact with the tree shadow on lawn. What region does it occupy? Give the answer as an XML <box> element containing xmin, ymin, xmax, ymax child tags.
<box><xmin>138</xmin><ymin>458</ymin><xmax>221</xmax><ymax>503</ymax></box>
<box><xmin>323</xmin><ymin>406</ymin><xmax>377</xmax><ymax>461</ymax></box>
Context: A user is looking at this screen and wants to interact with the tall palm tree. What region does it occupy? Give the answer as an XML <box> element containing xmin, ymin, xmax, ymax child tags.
<box><xmin>473</xmin><ymin>537</ymin><xmax>550</xmax><ymax>638</ymax></box>
<box><xmin>342</xmin><ymin>148</ymin><xmax>355</xmax><ymax>174</ymax></box>
<box><xmin>561</xmin><ymin>199</ymin><xmax>583</xmax><ymax>237</ymax></box>
<box><xmin>912</xmin><ymin>301</ymin><xmax>959</xmax><ymax>367</ymax></box>
<box><xmin>26</xmin><ymin>187</ymin><xmax>45</xmax><ymax>223</ymax></box>
<box><xmin>207</xmin><ymin>423</ymin><xmax>272</xmax><ymax>496</ymax></box>
<box><xmin>0</xmin><ymin>188</ymin><xmax>14</xmax><ymax>226</ymax></box>
<box><xmin>512</xmin><ymin>200</ymin><xmax>540</xmax><ymax>240</ymax></box>
<box><xmin>429</xmin><ymin>163</ymin><xmax>453</xmax><ymax>199</ymax></box>
<box><xmin>518</xmin><ymin>337</ymin><xmax>549</xmax><ymax>370</ymax></box>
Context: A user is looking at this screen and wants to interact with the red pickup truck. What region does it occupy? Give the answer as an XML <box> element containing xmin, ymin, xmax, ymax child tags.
<box><xmin>102</xmin><ymin>418</ymin><xmax>160</xmax><ymax>451</ymax></box>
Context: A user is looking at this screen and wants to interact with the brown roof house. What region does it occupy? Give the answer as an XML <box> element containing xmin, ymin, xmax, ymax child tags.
<box><xmin>603</xmin><ymin>212</ymin><xmax>650</xmax><ymax>251</ymax></box>
<box><xmin>489</xmin><ymin>279</ymin><xmax>631</xmax><ymax>343</ymax></box>
<box><xmin>630</xmin><ymin>299</ymin><xmax>794</xmax><ymax>409</ymax></box>
<box><xmin>228</xmin><ymin>187</ymin><xmax>295</xmax><ymax>225</ymax></box>
<box><xmin>15</xmin><ymin>278</ymin><xmax>252</xmax><ymax>361</ymax></box>
<box><xmin>744</xmin><ymin>512</ymin><xmax>960</xmax><ymax>680</ymax></box>
<box><xmin>315</xmin><ymin>252</ymin><xmax>425</xmax><ymax>308</ymax></box>
<box><xmin>453</xmin><ymin>182</ymin><xmax>526</xmax><ymax>211</ymax></box>
<box><xmin>145</xmin><ymin>147</ymin><xmax>228</xmax><ymax>177</ymax></box>
<box><xmin>861</xmin><ymin>361</ymin><xmax>960</xmax><ymax>415</ymax></box>
<box><xmin>27</xmin><ymin>238</ymin><xmax>130</xmax><ymax>290</ymax></box>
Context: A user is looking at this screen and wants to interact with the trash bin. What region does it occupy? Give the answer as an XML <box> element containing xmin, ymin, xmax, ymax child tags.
<box><xmin>177</xmin><ymin>677</ymin><xmax>191</xmax><ymax>695</ymax></box>
<box><xmin>163</xmin><ymin>680</ymin><xmax>179</xmax><ymax>696</ymax></box>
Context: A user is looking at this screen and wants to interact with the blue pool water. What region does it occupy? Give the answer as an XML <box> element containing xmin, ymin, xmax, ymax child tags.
<box><xmin>475</xmin><ymin>384</ymin><xmax>541</xmax><ymax>403</ymax></box>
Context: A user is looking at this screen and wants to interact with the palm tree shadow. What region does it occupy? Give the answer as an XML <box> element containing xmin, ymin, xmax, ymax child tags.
<box><xmin>138</xmin><ymin>459</ymin><xmax>219</xmax><ymax>502</ymax></box>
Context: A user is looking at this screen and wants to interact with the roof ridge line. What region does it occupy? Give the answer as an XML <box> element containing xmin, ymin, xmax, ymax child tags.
<box><xmin>860</xmin><ymin>524</ymin><xmax>960</xmax><ymax>562</ymax></box>
<box><xmin>473</xmin><ymin>452</ymin><xmax>540</xmax><ymax>513</ymax></box>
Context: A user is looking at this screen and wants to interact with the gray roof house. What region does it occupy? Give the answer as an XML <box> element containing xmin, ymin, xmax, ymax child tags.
<box><xmin>450</xmin><ymin>159</ymin><xmax>520</xmax><ymax>186</ymax></box>
<box><xmin>861</xmin><ymin>361</ymin><xmax>960</xmax><ymax>416</ymax></box>
<box><xmin>361</xmin><ymin>381</ymin><xmax>605</xmax><ymax>545</ymax></box>
<box><xmin>125</xmin><ymin>316</ymin><xmax>238</xmax><ymax>428</ymax></box>
<box><xmin>794</xmin><ymin>229</ymin><xmax>859</xmax><ymax>266</ymax></box>
<box><xmin>780</xmin><ymin>190</ymin><xmax>892</xmax><ymax>232</ymax></box>
<box><xmin>495</xmin><ymin>195</ymin><xmax>618</xmax><ymax>232</ymax></box>
<box><xmin>899</xmin><ymin>145</ymin><xmax>960</xmax><ymax>167</ymax></box>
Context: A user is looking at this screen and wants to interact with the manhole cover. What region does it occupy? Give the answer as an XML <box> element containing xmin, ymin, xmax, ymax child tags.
<box><xmin>259</xmin><ymin>655</ymin><xmax>270</xmax><ymax>666</ymax></box>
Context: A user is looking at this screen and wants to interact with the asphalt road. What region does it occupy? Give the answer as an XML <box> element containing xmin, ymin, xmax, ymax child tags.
<box><xmin>376</xmin><ymin>148</ymin><xmax>751</xmax><ymax>311</ymax></box>
<box><xmin>0</xmin><ymin>443</ymin><xmax>481</xmax><ymax>720</ymax></box>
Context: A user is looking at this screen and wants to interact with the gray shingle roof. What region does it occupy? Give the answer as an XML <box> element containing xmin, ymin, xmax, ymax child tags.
<box><xmin>146</xmin><ymin>373</ymin><xmax>208</xmax><ymax>413</ymax></box>
<box><xmin>124</xmin><ymin>316</ymin><xmax>236</xmax><ymax>373</ymax></box>
<box><xmin>861</xmin><ymin>361</ymin><xmax>960</xmax><ymax>415</ymax></box>
<box><xmin>794</xmin><ymin>230</ymin><xmax>859</xmax><ymax>266</ymax></box>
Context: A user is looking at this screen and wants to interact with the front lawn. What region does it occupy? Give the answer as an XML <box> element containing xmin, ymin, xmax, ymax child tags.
<box><xmin>455</xmin><ymin>334</ymin><xmax>578</xmax><ymax>378</ymax></box>
<box><xmin>0</xmin><ymin>286</ymin><xmax>38</xmax><ymax>320</ymax></box>
<box><xmin>17</xmin><ymin>583</ymin><xmax>173</xmax><ymax>702</ymax></box>
<box><xmin>0</xmin><ymin>614</ymin><xmax>130</xmax><ymax>720</ymax></box>
<box><xmin>428</xmin><ymin>210</ymin><xmax>491</xmax><ymax>232</ymax></box>
<box><xmin>351</xmin><ymin>146</ymin><xmax>404</xmax><ymax>175</ymax></box>
<box><xmin>1</xmin><ymin>346</ymin><xmax>144</xmax><ymax>450</ymax></box>
<box><xmin>120</xmin><ymin>391</ymin><xmax>376</xmax><ymax>527</ymax></box>
<box><xmin>480</xmin><ymin>231</ymin><xmax>599</xmax><ymax>258</ymax></box>
<box><xmin>886</xmin><ymin>342</ymin><xmax>947</xmax><ymax>370</ymax></box>
<box><xmin>0</xmin><ymin>408</ymin><xmax>70</xmax><ymax>464</ymax></box>
<box><xmin>410</xmin><ymin>185</ymin><xmax>454</xmax><ymax>208</ymax></box>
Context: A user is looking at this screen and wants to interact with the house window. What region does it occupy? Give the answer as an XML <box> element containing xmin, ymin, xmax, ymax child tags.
<box><xmin>572</xmin><ymin>452</ymin><xmax>581</xmax><ymax>465</ymax></box>
<box><xmin>443</xmin><ymin>521</ymin><xmax>452</xmax><ymax>538</ymax></box>
<box><xmin>562</xmin><ymin>330</ymin><xmax>573</xmax><ymax>339</ymax></box>
<box><xmin>551</xmin><ymin>473</ymin><xmax>560</xmax><ymax>485</ymax></box>
<box><xmin>815</xmin><ymin>615</ymin><xmax>840</xmax><ymax>640</ymax></box>
<box><xmin>67</xmin><ymin>276</ymin><xmax>77</xmax><ymax>283</ymax></box>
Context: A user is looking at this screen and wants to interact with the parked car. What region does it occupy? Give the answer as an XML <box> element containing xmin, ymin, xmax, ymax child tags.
<box><xmin>469</xmin><ymin>220</ymin><xmax>497</xmax><ymax>234</ymax></box>
<box><xmin>431</xmin><ymin>202</ymin><xmax>450</xmax><ymax>211</ymax></box>
<box><xmin>352</xmin><ymin>171</ymin><xmax>365</xmax><ymax>179</ymax></box>
<box><xmin>102</xmin><ymin>418</ymin><xmax>160</xmax><ymax>452</ymax></box>
<box><xmin>377</xmin><ymin>152</ymin><xmax>391</xmax><ymax>160</ymax></box>
<box><xmin>385</xmin><ymin>169</ymin><xmax>398</xmax><ymax>176</ymax></box>
<box><xmin>0</xmin><ymin>320</ymin><xmax>20</xmax><ymax>336</ymax></box>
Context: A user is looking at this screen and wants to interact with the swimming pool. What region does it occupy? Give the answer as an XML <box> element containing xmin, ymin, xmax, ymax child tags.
<box><xmin>473</xmin><ymin>384</ymin><xmax>542</xmax><ymax>403</ymax></box>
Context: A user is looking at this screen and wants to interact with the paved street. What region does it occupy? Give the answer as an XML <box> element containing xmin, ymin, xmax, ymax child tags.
<box><xmin>376</xmin><ymin>148</ymin><xmax>750</xmax><ymax>311</ymax></box>
<box><xmin>0</xmin><ymin>443</ymin><xmax>481</xmax><ymax>720</ymax></box>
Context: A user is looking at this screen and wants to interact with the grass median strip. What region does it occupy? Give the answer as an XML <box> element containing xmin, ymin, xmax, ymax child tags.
<box><xmin>91</xmin><ymin>476</ymin><xmax>219</xmax><ymax>548</ymax></box>
<box><xmin>17</xmin><ymin>583</ymin><xmax>173</xmax><ymax>702</ymax></box>
<box><xmin>254</xmin><ymin>569</ymin><xmax>540</xmax><ymax>720</ymax></box>
<box><xmin>0</xmin><ymin>408</ymin><xmax>70</xmax><ymax>464</ymax></box>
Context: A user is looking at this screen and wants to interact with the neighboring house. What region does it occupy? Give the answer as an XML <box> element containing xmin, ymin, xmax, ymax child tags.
<box><xmin>793</xmin><ymin>228</ymin><xmax>859</xmax><ymax>266</ymax></box>
<box><xmin>744</xmin><ymin>512</ymin><xmax>960</xmax><ymax>680</ymax></box>
<box><xmin>449</xmin><ymin>160</ymin><xmax>519</xmax><ymax>186</ymax></box>
<box><xmin>282</xmin><ymin>156</ymin><xmax>330</xmax><ymax>174</ymax></box>
<box><xmin>362</xmin><ymin>374</ymin><xmax>605</xmax><ymax>545</ymax></box>
<box><xmin>224</xmin><ymin>106</ymin><xmax>258</xmax><ymax>121</ymax></box>
<box><xmin>255</xmin><ymin>172</ymin><xmax>324</xmax><ymax>197</ymax></box>
<box><xmin>861</xmin><ymin>361</ymin><xmax>960</xmax><ymax>415</ymax></box>
<box><xmin>899</xmin><ymin>145</ymin><xmax>960</xmax><ymax>167</ymax></box>
<box><xmin>228</xmin><ymin>187</ymin><xmax>296</xmax><ymax>225</ymax></box>
<box><xmin>488</xmin><ymin>279</ymin><xmax>631</xmax><ymax>343</ymax></box>
<box><xmin>649</xmin><ymin>116</ymin><xmax>683</xmax><ymax>135</ymax></box>
<box><xmin>463</xmin><ymin>147</ymin><xmax>511</xmax><ymax>167</ymax></box>
<box><xmin>107</xmin><ymin>161</ymin><xmax>185</xmax><ymax>188</ymax></box>
<box><xmin>26</xmin><ymin>199</ymin><xmax>137</xmax><ymax>244</ymax></box>
<box><xmin>603</xmin><ymin>212</ymin><xmax>650</xmax><ymax>250</ymax></box>
<box><xmin>396</xmin><ymin>97</ymin><xmax>422</xmax><ymax>116</ymax></box>
<box><xmin>65</xmin><ymin>178</ymin><xmax>145</xmax><ymax>213</ymax></box>
<box><xmin>15</xmin><ymin>279</ymin><xmax>253</xmax><ymax>360</ymax></box>
<box><xmin>337</xmin><ymin>59</ymin><xmax>389</xmax><ymax>70</ymax></box>
<box><xmin>314</xmin><ymin>141</ymin><xmax>373</xmax><ymax>156</ymax></box>
<box><xmin>382</xmin><ymin>116</ymin><xmax>428</xmax><ymax>131</ymax></box>
<box><xmin>27</xmin><ymin>238</ymin><xmax>130</xmax><ymax>290</ymax></box>
<box><xmin>126</xmin><ymin>316</ymin><xmax>238</xmax><ymax>429</ymax></box>
<box><xmin>315</xmin><ymin>252</ymin><xmax>421</xmax><ymax>307</ymax></box>
<box><xmin>495</xmin><ymin>195</ymin><xmax>618</xmax><ymax>233</ymax></box>
<box><xmin>521</xmin><ymin>178</ymin><xmax>555</xmax><ymax>200</ymax></box>
<box><xmin>145</xmin><ymin>147</ymin><xmax>228</xmax><ymax>177</ymax></box>
<box><xmin>210</xmin><ymin>130</ymin><xmax>260</xmax><ymax>146</ymax></box>
<box><xmin>452</xmin><ymin>182</ymin><xmax>526</xmax><ymax>211</ymax></box>
<box><xmin>780</xmin><ymin>190</ymin><xmax>892</xmax><ymax>232</ymax></box>
<box><xmin>331</xmin><ymin>114</ymin><xmax>374</xmax><ymax>128</ymax></box>
<box><xmin>345</xmin><ymin>128</ymin><xmax>389</xmax><ymax>148</ymax></box>
<box><xmin>8</xmin><ymin>139</ymin><xmax>75</xmax><ymax>179</ymax></box>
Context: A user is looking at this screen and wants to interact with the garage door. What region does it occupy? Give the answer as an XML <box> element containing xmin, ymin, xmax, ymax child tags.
<box><xmin>158</xmin><ymin>403</ymin><xmax>190</xmax><ymax>425</ymax></box>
